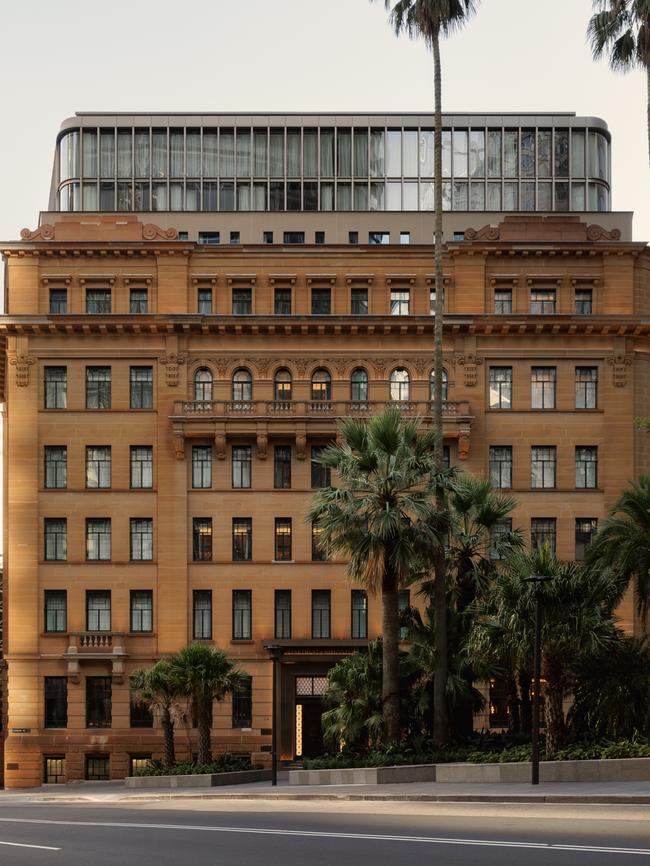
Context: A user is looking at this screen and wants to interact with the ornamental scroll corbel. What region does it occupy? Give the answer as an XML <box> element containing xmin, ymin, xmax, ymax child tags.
<box><xmin>9</xmin><ymin>353</ymin><xmax>35</xmax><ymax>387</ymax></box>
<box><xmin>458</xmin><ymin>426</ymin><xmax>471</xmax><ymax>461</ymax></box>
<box><xmin>456</xmin><ymin>354</ymin><xmax>483</xmax><ymax>387</ymax></box>
<box><xmin>159</xmin><ymin>352</ymin><xmax>186</xmax><ymax>387</ymax></box>
<box><xmin>173</xmin><ymin>429</ymin><xmax>185</xmax><ymax>461</ymax></box>
<box><xmin>296</xmin><ymin>427</ymin><xmax>307</xmax><ymax>460</ymax></box>
<box><xmin>606</xmin><ymin>354</ymin><xmax>632</xmax><ymax>388</ymax></box>
<box><xmin>256</xmin><ymin>425</ymin><xmax>268</xmax><ymax>460</ymax></box>
<box><xmin>215</xmin><ymin>427</ymin><xmax>227</xmax><ymax>460</ymax></box>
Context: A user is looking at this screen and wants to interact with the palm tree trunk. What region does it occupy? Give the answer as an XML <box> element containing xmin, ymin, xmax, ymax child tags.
<box><xmin>543</xmin><ymin>664</ymin><xmax>566</xmax><ymax>756</ymax></box>
<box><xmin>161</xmin><ymin>705</ymin><xmax>176</xmax><ymax>768</ymax></box>
<box><xmin>518</xmin><ymin>669</ymin><xmax>532</xmax><ymax>735</ymax></box>
<box><xmin>381</xmin><ymin>572</ymin><xmax>401</xmax><ymax>743</ymax></box>
<box><xmin>197</xmin><ymin>701</ymin><xmax>213</xmax><ymax>764</ymax></box>
<box><xmin>431</xmin><ymin>25</ymin><xmax>449</xmax><ymax>749</ymax></box>
<box><xmin>506</xmin><ymin>674</ymin><xmax>520</xmax><ymax>733</ymax></box>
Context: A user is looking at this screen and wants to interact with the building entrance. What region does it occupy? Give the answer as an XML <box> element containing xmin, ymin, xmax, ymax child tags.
<box><xmin>294</xmin><ymin>676</ymin><xmax>328</xmax><ymax>759</ymax></box>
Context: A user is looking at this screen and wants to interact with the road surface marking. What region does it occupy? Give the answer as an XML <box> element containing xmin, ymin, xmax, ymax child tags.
<box><xmin>0</xmin><ymin>840</ymin><xmax>61</xmax><ymax>851</ymax></box>
<box><xmin>0</xmin><ymin>818</ymin><xmax>648</xmax><ymax>856</ymax></box>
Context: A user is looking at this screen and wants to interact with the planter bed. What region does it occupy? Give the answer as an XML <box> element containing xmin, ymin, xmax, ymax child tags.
<box><xmin>126</xmin><ymin>768</ymin><xmax>273</xmax><ymax>789</ymax></box>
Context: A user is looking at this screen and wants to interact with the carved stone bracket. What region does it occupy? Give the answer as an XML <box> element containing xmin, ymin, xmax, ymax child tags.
<box><xmin>9</xmin><ymin>353</ymin><xmax>35</xmax><ymax>387</ymax></box>
<box><xmin>587</xmin><ymin>224</ymin><xmax>622</xmax><ymax>242</ymax></box>
<box><xmin>142</xmin><ymin>223</ymin><xmax>179</xmax><ymax>241</ymax></box>
<box><xmin>256</xmin><ymin>425</ymin><xmax>268</xmax><ymax>460</ymax></box>
<box><xmin>20</xmin><ymin>224</ymin><xmax>55</xmax><ymax>241</ymax></box>
<box><xmin>464</xmin><ymin>225</ymin><xmax>499</xmax><ymax>241</ymax></box>
<box><xmin>455</xmin><ymin>354</ymin><xmax>483</xmax><ymax>387</ymax></box>
<box><xmin>296</xmin><ymin>426</ymin><xmax>307</xmax><ymax>460</ymax></box>
<box><xmin>606</xmin><ymin>354</ymin><xmax>632</xmax><ymax>388</ymax></box>
<box><xmin>160</xmin><ymin>353</ymin><xmax>186</xmax><ymax>387</ymax></box>
<box><xmin>458</xmin><ymin>426</ymin><xmax>471</xmax><ymax>460</ymax></box>
<box><xmin>173</xmin><ymin>428</ymin><xmax>185</xmax><ymax>460</ymax></box>
<box><xmin>214</xmin><ymin>427</ymin><xmax>227</xmax><ymax>460</ymax></box>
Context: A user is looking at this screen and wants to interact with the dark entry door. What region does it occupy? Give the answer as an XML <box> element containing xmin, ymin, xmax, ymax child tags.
<box><xmin>300</xmin><ymin>700</ymin><xmax>324</xmax><ymax>758</ymax></box>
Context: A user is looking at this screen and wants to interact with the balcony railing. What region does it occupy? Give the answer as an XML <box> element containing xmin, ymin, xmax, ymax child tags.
<box><xmin>66</xmin><ymin>631</ymin><xmax>126</xmax><ymax>655</ymax></box>
<box><xmin>173</xmin><ymin>399</ymin><xmax>470</xmax><ymax>420</ymax></box>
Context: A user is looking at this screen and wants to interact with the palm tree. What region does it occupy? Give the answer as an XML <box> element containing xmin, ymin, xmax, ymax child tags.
<box><xmin>588</xmin><ymin>0</ymin><xmax>650</xmax><ymax>166</ymax></box>
<box><xmin>585</xmin><ymin>475</ymin><xmax>650</xmax><ymax>621</ymax></box>
<box><xmin>308</xmin><ymin>406</ymin><xmax>449</xmax><ymax>742</ymax></box>
<box><xmin>468</xmin><ymin>546</ymin><xmax>617</xmax><ymax>754</ymax></box>
<box><xmin>130</xmin><ymin>659</ymin><xmax>179</xmax><ymax>768</ymax></box>
<box><xmin>372</xmin><ymin>0</ymin><xmax>479</xmax><ymax>747</ymax></box>
<box><xmin>168</xmin><ymin>643</ymin><xmax>247</xmax><ymax>765</ymax></box>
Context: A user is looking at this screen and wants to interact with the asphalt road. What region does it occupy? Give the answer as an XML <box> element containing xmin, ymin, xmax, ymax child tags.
<box><xmin>0</xmin><ymin>801</ymin><xmax>649</xmax><ymax>865</ymax></box>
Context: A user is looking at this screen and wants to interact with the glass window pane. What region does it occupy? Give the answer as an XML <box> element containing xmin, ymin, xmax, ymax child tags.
<box><xmin>369</xmin><ymin>128</ymin><xmax>385</xmax><ymax>177</ymax></box>
<box><xmin>386</xmin><ymin>181</ymin><xmax>401</xmax><ymax>209</ymax></box>
<box><xmin>504</xmin><ymin>131</ymin><xmax>518</xmax><ymax>177</ymax></box>
<box><xmin>487</xmin><ymin>130</ymin><xmax>501</xmax><ymax>177</ymax></box>
<box><xmin>134</xmin><ymin>130</ymin><xmax>150</xmax><ymax>177</ymax></box>
<box><xmin>320</xmin><ymin>182</ymin><xmax>334</xmax><ymax>211</ymax></box>
<box><xmin>571</xmin><ymin>182</ymin><xmax>585</xmax><ymax>211</ymax></box>
<box><xmin>253</xmin><ymin>128</ymin><xmax>267</xmax><ymax>175</ymax></box>
<box><xmin>203</xmin><ymin>131</ymin><xmax>218</xmax><ymax>175</ymax></box>
<box><xmin>353</xmin><ymin>128</ymin><xmax>368</xmax><ymax>176</ymax></box>
<box><xmin>469</xmin><ymin>183</ymin><xmax>485</xmax><ymax>210</ymax></box>
<box><xmin>152</xmin><ymin>130</ymin><xmax>167</xmax><ymax>177</ymax></box>
<box><xmin>521</xmin><ymin>181</ymin><xmax>535</xmax><ymax>211</ymax></box>
<box><xmin>572</xmin><ymin>130</ymin><xmax>585</xmax><ymax>177</ymax></box>
<box><xmin>453</xmin><ymin>130</ymin><xmax>468</xmax><ymax>177</ymax></box>
<box><xmin>320</xmin><ymin>129</ymin><xmax>334</xmax><ymax>176</ymax></box>
<box><xmin>555</xmin><ymin>181</ymin><xmax>569</xmax><ymax>211</ymax></box>
<box><xmin>555</xmin><ymin>129</ymin><xmax>569</xmax><ymax>176</ymax></box>
<box><xmin>100</xmin><ymin>130</ymin><xmax>115</xmax><ymax>176</ymax></box>
<box><xmin>236</xmin><ymin>129</ymin><xmax>251</xmax><ymax>176</ymax></box>
<box><xmin>538</xmin><ymin>182</ymin><xmax>552</xmax><ymax>210</ymax></box>
<box><xmin>452</xmin><ymin>181</ymin><xmax>467</xmax><ymax>210</ymax></box>
<box><xmin>370</xmin><ymin>182</ymin><xmax>385</xmax><ymax>210</ymax></box>
<box><xmin>403</xmin><ymin>182</ymin><xmax>417</xmax><ymax>210</ymax></box>
<box><xmin>469</xmin><ymin>130</ymin><xmax>485</xmax><ymax>177</ymax></box>
<box><xmin>186</xmin><ymin>129</ymin><xmax>201</xmax><ymax>177</ymax></box>
<box><xmin>442</xmin><ymin>131</ymin><xmax>452</xmax><ymax>176</ymax></box>
<box><xmin>337</xmin><ymin>182</ymin><xmax>351</xmax><ymax>211</ymax></box>
<box><xmin>83</xmin><ymin>130</ymin><xmax>98</xmax><ymax>177</ymax></box>
<box><xmin>287</xmin><ymin>128</ymin><xmax>301</xmax><ymax>175</ymax></box>
<box><xmin>220</xmin><ymin>129</ymin><xmax>234</xmax><ymax>176</ymax></box>
<box><xmin>117</xmin><ymin>130</ymin><xmax>132</xmax><ymax>178</ymax></box>
<box><xmin>420</xmin><ymin>181</ymin><xmax>434</xmax><ymax>210</ymax></box>
<box><xmin>304</xmin><ymin>128</ymin><xmax>318</xmax><ymax>175</ymax></box>
<box><xmin>354</xmin><ymin>182</ymin><xmax>368</xmax><ymax>210</ymax></box>
<box><xmin>504</xmin><ymin>182</ymin><xmax>518</xmax><ymax>210</ymax></box>
<box><xmin>537</xmin><ymin>130</ymin><xmax>551</xmax><ymax>177</ymax></box>
<box><xmin>270</xmin><ymin>129</ymin><xmax>284</xmax><ymax>177</ymax></box>
<box><xmin>419</xmin><ymin>130</ymin><xmax>434</xmax><ymax>177</ymax></box>
<box><xmin>521</xmin><ymin>129</ymin><xmax>535</xmax><ymax>177</ymax></box>
<box><xmin>386</xmin><ymin>130</ymin><xmax>401</xmax><ymax>177</ymax></box>
<box><xmin>337</xmin><ymin>128</ymin><xmax>352</xmax><ymax>177</ymax></box>
<box><xmin>403</xmin><ymin>129</ymin><xmax>418</xmax><ymax>176</ymax></box>
<box><xmin>170</xmin><ymin>130</ymin><xmax>184</xmax><ymax>177</ymax></box>
<box><xmin>487</xmin><ymin>182</ymin><xmax>501</xmax><ymax>210</ymax></box>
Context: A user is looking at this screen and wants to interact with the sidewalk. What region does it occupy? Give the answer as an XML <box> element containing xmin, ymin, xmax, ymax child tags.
<box><xmin>3</xmin><ymin>776</ymin><xmax>650</xmax><ymax>805</ymax></box>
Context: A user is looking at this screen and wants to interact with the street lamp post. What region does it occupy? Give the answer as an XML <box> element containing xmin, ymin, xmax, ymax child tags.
<box><xmin>264</xmin><ymin>644</ymin><xmax>282</xmax><ymax>787</ymax></box>
<box><xmin>523</xmin><ymin>573</ymin><xmax>552</xmax><ymax>786</ymax></box>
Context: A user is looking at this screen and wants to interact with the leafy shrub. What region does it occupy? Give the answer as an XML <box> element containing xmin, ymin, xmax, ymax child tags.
<box><xmin>134</xmin><ymin>753</ymin><xmax>255</xmax><ymax>776</ymax></box>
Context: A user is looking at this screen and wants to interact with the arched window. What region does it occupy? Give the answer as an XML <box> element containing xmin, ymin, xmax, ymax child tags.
<box><xmin>194</xmin><ymin>368</ymin><xmax>213</xmax><ymax>402</ymax></box>
<box><xmin>311</xmin><ymin>368</ymin><xmax>332</xmax><ymax>401</ymax></box>
<box><xmin>429</xmin><ymin>369</ymin><xmax>448</xmax><ymax>401</ymax></box>
<box><xmin>390</xmin><ymin>368</ymin><xmax>410</xmax><ymax>402</ymax></box>
<box><xmin>274</xmin><ymin>368</ymin><xmax>292</xmax><ymax>401</ymax></box>
<box><xmin>232</xmin><ymin>368</ymin><xmax>252</xmax><ymax>402</ymax></box>
<box><xmin>350</xmin><ymin>368</ymin><xmax>368</xmax><ymax>402</ymax></box>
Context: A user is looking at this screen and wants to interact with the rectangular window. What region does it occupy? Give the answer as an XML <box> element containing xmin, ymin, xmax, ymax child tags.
<box><xmin>232</xmin><ymin>445</ymin><xmax>252</xmax><ymax>488</ymax></box>
<box><xmin>400</xmin><ymin>231</ymin><xmax>411</xmax><ymax>245</ymax></box>
<box><xmin>131</xmin><ymin>446</ymin><xmax>153</xmax><ymax>488</ymax></box>
<box><xmin>575</xmin><ymin>289</ymin><xmax>593</xmax><ymax>315</ymax></box>
<box><xmin>531</xmin><ymin>446</ymin><xmax>556</xmax><ymax>489</ymax></box>
<box><xmin>45</xmin><ymin>590</ymin><xmax>67</xmax><ymax>633</ymax></box>
<box><xmin>274</xmin><ymin>445</ymin><xmax>292</xmax><ymax>489</ymax></box>
<box><xmin>197</xmin><ymin>288</ymin><xmax>213</xmax><ymax>314</ymax></box>
<box><xmin>86</xmin><ymin>289</ymin><xmax>111</xmax><ymax>315</ymax></box>
<box><xmin>198</xmin><ymin>231</ymin><xmax>220</xmax><ymax>245</ymax></box>
<box><xmin>230</xmin><ymin>231</ymin><xmax>240</xmax><ymax>245</ymax></box>
<box><xmin>348</xmin><ymin>231</ymin><xmax>359</xmax><ymax>244</ymax></box>
<box><xmin>531</xmin><ymin>518</ymin><xmax>556</xmax><ymax>554</ymax></box>
<box><xmin>369</xmin><ymin>231</ymin><xmax>390</xmax><ymax>244</ymax></box>
<box><xmin>284</xmin><ymin>231</ymin><xmax>305</xmax><ymax>244</ymax></box>
<box><xmin>530</xmin><ymin>289</ymin><xmax>556</xmax><ymax>315</ymax></box>
<box><xmin>315</xmin><ymin>231</ymin><xmax>325</xmax><ymax>244</ymax></box>
<box><xmin>489</xmin><ymin>367</ymin><xmax>512</xmax><ymax>410</ymax></box>
<box><xmin>130</xmin><ymin>366</ymin><xmax>153</xmax><ymax>409</ymax></box>
<box><xmin>390</xmin><ymin>289</ymin><xmax>410</xmax><ymax>316</ymax></box>
<box><xmin>86</xmin><ymin>446</ymin><xmax>111</xmax><ymax>488</ymax></box>
<box><xmin>44</xmin><ymin>677</ymin><xmax>68</xmax><ymax>728</ymax></box>
<box><xmin>263</xmin><ymin>231</ymin><xmax>274</xmax><ymax>244</ymax></box>
<box><xmin>531</xmin><ymin>367</ymin><xmax>556</xmax><ymax>409</ymax></box>
<box><xmin>274</xmin><ymin>288</ymin><xmax>292</xmax><ymax>315</ymax></box>
<box><xmin>192</xmin><ymin>518</ymin><xmax>212</xmax><ymax>561</ymax></box>
<box><xmin>351</xmin><ymin>590</ymin><xmax>368</xmax><ymax>639</ymax></box>
<box><xmin>232</xmin><ymin>288</ymin><xmax>252</xmax><ymax>315</ymax></box>
<box><xmin>311</xmin><ymin>445</ymin><xmax>331</xmax><ymax>488</ymax></box>
<box><xmin>130</xmin><ymin>289</ymin><xmax>148</xmax><ymax>314</ymax></box>
<box><xmin>130</xmin><ymin>699</ymin><xmax>154</xmax><ymax>728</ymax></box>
<box><xmin>312</xmin><ymin>590</ymin><xmax>331</xmax><ymax>639</ymax></box>
<box><xmin>85</xmin><ymin>755</ymin><xmax>110</xmax><ymax>780</ymax></box>
<box><xmin>494</xmin><ymin>289</ymin><xmax>512</xmax><ymax>314</ymax></box>
<box><xmin>86</xmin><ymin>366</ymin><xmax>111</xmax><ymax>409</ymax></box>
<box><xmin>275</xmin><ymin>590</ymin><xmax>292</xmax><ymax>639</ymax></box>
<box><xmin>351</xmin><ymin>288</ymin><xmax>368</xmax><ymax>315</ymax></box>
<box><xmin>192</xmin><ymin>445</ymin><xmax>212</xmax><ymax>488</ymax></box>
<box><xmin>49</xmin><ymin>289</ymin><xmax>67</xmax><ymax>315</ymax></box>
<box><xmin>490</xmin><ymin>518</ymin><xmax>513</xmax><ymax>560</ymax></box>
<box><xmin>232</xmin><ymin>675</ymin><xmax>252</xmax><ymax>728</ymax></box>
<box><xmin>274</xmin><ymin>518</ymin><xmax>292</xmax><ymax>561</ymax></box>
<box><xmin>575</xmin><ymin>518</ymin><xmax>598</xmax><ymax>561</ymax></box>
<box><xmin>233</xmin><ymin>590</ymin><xmax>252</xmax><ymax>640</ymax></box>
<box><xmin>232</xmin><ymin>517</ymin><xmax>252</xmax><ymax>561</ymax></box>
<box><xmin>45</xmin><ymin>367</ymin><xmax>67</xmax><ymax>409</ymax></box>
<box><xmin>312</xmin><ymin>522</ymin><xmax>326</xmax><ymax>561</ymax></box>
<box><xmin>44</xmin><ymin>756</ymin><xmax>66</xmax><ymax>784</ymax></box>
<box><xmin>130</xmin><ymin>590</ymin><xmax>153</xmax><ymax>632</ymax></box>
<box><xmin>86</xmin><ymin>518</ymin><xmax>111</xmax><ymax>560</ymax></box>
<box><xmin>575</xmin><ymin>367</ymin><xmax>598</xmax><ymax>409</ymax></box>
<box><xmin>44</xmin><ymin>446</ymin><xmax>67</xmax><ymax>489</ymax></box>
<box><xmin>86</xmin><ymin>676</ymin><xmax>112</xmax><ymax>728</ymax></box>
<box><xmin>311</xmin><ymin>288</ymin><xmax>331</xmax><ymax>315</ymax></box>
<box><xmin>429</xmin><ymin>290</ymin><xmax>437</xmax><ymax>315</ymax></box>
<box><xmin>44</xmin><ymin>518</ymin><xmax>67</xmax><ymax>561</ymax></box>
<box><xmin>576</xmin><ymin>446</ymin><xmax>598</xmax><ymax>489</ymax></box>
<box><xmin>130</xmin><ymin>518</ymin><xmax>153</xmax><ymax>560</ymax></box>
<box><xmin>193</xmin><ymin>590</ymin><xmax>212</xmax><ymax>639</ymax></box>
<box><xmin>86</xmin><ymin>590</ymin><xmax>111</xmax><ymax>631</ymax></box>
<box><xmin>489</xmin><ymin>446</ymin><xmax>512</xmax><ymax>489</ymax></box>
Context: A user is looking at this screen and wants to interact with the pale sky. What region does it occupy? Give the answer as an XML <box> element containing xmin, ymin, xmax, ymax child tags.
<box><xmin>0</xmin><ymin>0</ymin><xmax>647</xmax><ymax>241</ymax></box>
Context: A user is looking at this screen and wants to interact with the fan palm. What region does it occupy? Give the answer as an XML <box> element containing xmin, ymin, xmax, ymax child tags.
<box><xmin>168</xmin><ymin>643</ymin><xmax>247</xmax><ymax>764</ymax></box>
<box><xmin>585</xmin><ymin>475</ymin><xmax>650</xmax><ymax>621</ymax></box>
<box><xmin>130</xmin><ymin>659</ymin><xmax>180</xmax><ymax>768</ymax></box>
<box><xmin>308</xmin><ymin>406</ymin><xmax>450</xmax><ymax>742</ymax></box>
<box><xmin>588</xmin><ymin>0</ymin><xmax>650</xmax><ymax>166</ymax></box>
<box><xmin>371</xmin><ymin>0</ymin><xmax>479</xmax><ymax>747</ymax></box>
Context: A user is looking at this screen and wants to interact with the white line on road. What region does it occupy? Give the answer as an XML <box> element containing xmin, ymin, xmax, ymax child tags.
<box><xmin>0</xmin><ymin>817</ymin><xmax>648</xmax><ymax>856</ymax></box>
<box><xmin>0</xmin><ymin>840</ymin><xmax>61</xmax><ymax>851</ymax></box>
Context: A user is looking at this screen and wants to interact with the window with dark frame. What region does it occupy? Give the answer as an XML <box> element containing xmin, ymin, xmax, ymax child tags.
<box><xmin>130</xmin><ymin>697</ymin><xmax>154</xmax><ymax>728</ymax></box>
<box><xmin>351</xmin><ymin>288</ymin><xmax>368</xmax><ymax>315</ymax></box>
<box><xmin>311</xmin><ymin>445</ymin><xmax>331</xmax><ymax>488</ymax></box>
<box><xmin>390</xmin><ymin>289</ymin><xmax>410</xmax><ymax>316</ymax></box>
<box><xmin>45</xmin><ymin>590</ymin><xmax>67</xmax><ymax>633</ymax></box>
<box><xmin>351</xmin><ymin>589</ymin><xmax>368</xmax><ymax>639</ymax></box>
<box><xmin>130</xmin><ymin>288</ymin><xmax>148</xmax><ymax>314</ymax></box>
<box><xmin>274</xmin><ymin>445</ymin><xmax>292</xmax><ymax>489</ymax></box>
<box><xmin>232</xmin><ymin>590</ymin><xmax>252</xmax><ymax>640</ymax></box>
<box><xmin>494</xmin><ymin>289</ymin><xmax>512</xmax><ymax>314</ymax></box>
<box><xmin>86</xmin><ymin>289</ymin><xmax>112</xmax><ymax>315</ymax></box>
<box><xmin>312</xmin><ymin>590</ymin><xmax>331</xmax><ymax>639</ymax></box>
<box><xmin>198</xmin><ymin>231</ymin><xmax>220</xmax><ymax>245</ymax></box>
<box><xmin>192</xmin><ymin>445</ymin><xmax>212</xmax><ymax>488</ymax></box>
<box><xmin>194</xmin><ymin>368</ymin><xmax>213</xmax><ymax>401</ymax></box>
<box><xmin>193</xmin><ymin>590</ymin><xmax>212</xmax><ymax>639</ymax></box>
<box><xmin>45</xmin><ymin>367</ymin><xmax>67</xmax><ymax>409</ymax></box>
<box><xmin>232</xmin><ymin>675</ymin><xmax>253</xmax><ymax>728</ymax></box>
<box><xmin>49</xmin><ymin>289</ymin><xmax>68</xmax><ymax>315</ymax></box>
<box><xmin>197</xmin><ymin>288</ymin><xmax>213</xmax><ymax>314</ymax></box>
<box><xmin>575</xmin><ymin>289</ymin><xmax>593</xmax><ymax>315</ymax></box>
<box><xmin>130</xmin><ymin>366</ymin><xmax>153</xmax><ymax>409</ymax></box>
<box><xmin>130</xmin><ymin>590</ymin><xmax>153</xmax><ymax>632</ymax></box>
<box><xmin>284</xmin><ymin>231</ymin><xmax>305</xmax><ymax>244</ymax></box>
<box><xmin>348</xmin><ymin>231</ymin><xmax>359</xmax><ymax>244</ymax></box>
<box><xmin>232</xmin><ymin>288</ymin><xmax>252</xmax><ymax>315</ymax></box>
<box><xmin>86</xmin><ymin>518</ymin><xmax>111</xmax><ymax>560</ymax></box>
<box><xmin>575</xmin><ymin>367</ymin><xmax>598</xmax><ymax>409</ymax></box>
<box><xmin>274</xmin><ymin>518</ymin><xmax>292</xmax><ymax>561</ymax></box>
<box><xmin>489</xmin><ymin>367</ymin><xmax>512</xmax><ymax>410</ymax></box>
<box><xmin>575</xmin><ymin>518</ymin><xmax>598</xmax><ymax>560</ymax></box>
<box><xmin>275</xmin><ymin>590</ymin><xmax>291</xmax><ymax>639</ymax></box>
<box><xmin>230</xmin><ymin>231</ymin><xmax>241</xmax><ymax>245</ymax></box>
<box><xmin>490</xmin><ymin>518</ymin><xmax>513</xmax><ymax>560</ymax></box>
<box><xmin>274</xmin><ymin>288</ymin><xmax>292</xmax><ymax>315</ymax></box>
<box><xmin>263</xmin><ymin>231</ymin><xmax>274</xmax><ymax>244</ymax></box>
<box><xmin>351</xmin><ymin>368</ymin><xmax>369</xmax><ymax>402</ymax></box>
<box><xmin>576</xmin><ymin>446</ymin><xmax>598</xmax><ymax>489</ymax></box>
<box><xmin>232</xmin><ymin>518</ymin><xmax>252</xmax><ymax>561</ymax></box>
<box><xmin>44</xmin><ymin>518</ymin><xmax>67</xmax><ymax>561</ymax></box>
<box><xmin>86</xmin><ymin>366</ymin><xmax>111</xmax><ymax>409</ymax></box>
<box><xmin>44</xmin><ymin>446</ymin><xmax>67</xmax><ymax>489</ymax></box>
<box><xmin>232</xmin><ymin>369</ymin><xmax>253</xmax><ymax>402</ymax></box>
<box><xmin>85</xmin><ymin>755</ymin><xmax>110</xmax><ymax>780</ymax></box>
<box><xmin>531</xmin><ymin>446</ymin><xmax>556</xmax><ymax>489</ymax></box>
<box><xmin>232</xmin><ymin>445</ymin><xmax>252</xmax><ymax>488</ymax></box>
<box><xmin>315</xmin><ymin>231</ymin><xmax>326</xmax><ymax>244</ymax></box>
<box><xmin>129</xmin><ymin>755</ymin><xmax>153</xmax><ymax>774</ymax></box>
<box><xmin>489</xmin><ymin>446</ymin><xmax>512</xmax><ymax>489</ymax></box>
<box><xmin>311</xmin><ymin>288</ymin><xmax>331</xmax><ymax>315</ymax></box>
<box><xmin>86</xmin><ymin>590</ymin><xmax>111</xmax><ymax>631</ymax></box>
<box><xmin>274</xmin><ymin>368</ymin><xmax>292</xmax><ymax>401</ymax></box>
<box><xmin>44</xmin><ymin>756</ymin><xmax>66</xmax><ymax>784</ymax></box>
<box><xmin>131</xmin><ymin>446</ymin><xmax>153</xmax><ymax>488</ymax></box>
<box><xmin>130</xmin><ymin>518</ymin><xmax>153</xmax><ymax>560</ymax></box>
<box><xmin>530</xmin><ymin>288</ymin><xmax>556</xmax><ymax>314</ymax></box>
<box><xmin>44</xmin><ymin>677</ymin><xmax>67</xmax><ymax>728</ymax></box>
<box><xmin>531</xmin><ymin>367</ymin><xmax>556</xmax><ymax>409</ymax></box>
<box><xmin>311</xmin><ymin>522</ymin><xmax>326</xmax><ymax>561</ymax></box>
<box><xmin>192</xmin><ymin>518</ymin><xmax>212</xmax><ymax>561</ymax></box>
<box><xmin>311</xmin><ymin>369</ymin><xmax>331</xmax><ymax>402</ymax></box>
<box><xmin>86</xmin><ymin>677</ymin><xmax>112</xmax><ymax>728</ymax></box>
<box><xmin>531</xmin><ymin>518</ymin><xmax>556</xmax><ymax>554</ymax></box>
<box><xmin>86</xmin><ymin>446</ymin><xmax>111</xmax><ymax>488</ymax></box>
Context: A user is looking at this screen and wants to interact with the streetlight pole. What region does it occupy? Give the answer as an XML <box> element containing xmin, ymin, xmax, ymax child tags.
<box><xmin>523</xmin><ymin>573</ymin><xmax>551</xmax><ymax>786</ymax></box>
<box><xmin>264</xmin><ymin>644</ymin><xmax>282</xmax><ymax>787</ymax></box>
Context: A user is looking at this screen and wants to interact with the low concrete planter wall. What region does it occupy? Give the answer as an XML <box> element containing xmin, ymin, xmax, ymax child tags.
<box><xmin>290</xmin><ymin>757</ymin><xmax>650</xmax><ymax>786</ymax></box>
<box><xmin>126</xmin><ymin>769</ymin><xmax>272</xmax><ymax>789</ymax></box>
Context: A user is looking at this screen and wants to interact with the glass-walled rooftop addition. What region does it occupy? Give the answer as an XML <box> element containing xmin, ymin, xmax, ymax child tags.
<box><xmin>57</xmin><ymin>120</ymin><xmax>611</xmax><ymax>214</ymax></box>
